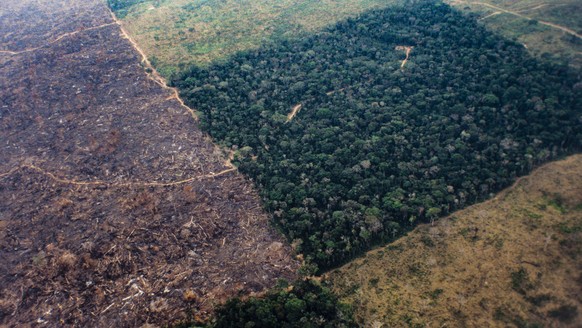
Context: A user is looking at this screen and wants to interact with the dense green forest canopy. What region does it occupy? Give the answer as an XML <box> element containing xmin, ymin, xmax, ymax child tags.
<box><xmin>174</xmin><ymin>1</ymin><xmax>582</xmax><ymax>270</ymax></box>
<box><xmin>207</xmin><ymin>280</ymin><xmax>353</xmax><ymax>328</ymax></box>
<box><xmin>447</xmin><ymin>0</ymin><xmax>582</xmax><ymax>68</ymax></box>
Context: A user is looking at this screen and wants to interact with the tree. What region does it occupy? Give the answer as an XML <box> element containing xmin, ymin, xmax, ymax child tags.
<box><xmin>174</xmin><ymin>0</ymin><xmax>582</xmax><ymax>270</ymax></box>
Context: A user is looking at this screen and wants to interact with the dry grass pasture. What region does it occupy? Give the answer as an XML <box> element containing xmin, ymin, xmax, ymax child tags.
<box><xmin>447</xmin><ymin>0</ymin><xmax>582</xmax><ymax>67</ymax></box>
<box><xmin>329</xmin><ymin>155</ymin><xmax>582</xmax><ymax>327</ymax></box>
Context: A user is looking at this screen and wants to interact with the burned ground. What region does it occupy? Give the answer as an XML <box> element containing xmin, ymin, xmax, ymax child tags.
<box><xmin>0</xmin><ymin>0</ymin><xmax>298</xmax><ymax>326</ymax></box>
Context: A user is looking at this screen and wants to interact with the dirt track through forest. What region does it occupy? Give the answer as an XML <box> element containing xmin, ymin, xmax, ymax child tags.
<box><xmin>286</xmin><ymin>103</ymin><xmax>302</xmax><ymax>122</ymax></box>
<box><xmin>395</xmin><ymin>45</ymin><xmax>413</xmax><ymax>68</ymax></box>
<box><xmin>285</xmin><ymin>44</ymin><xmax>414</xmax><ymax>122</ymax></box>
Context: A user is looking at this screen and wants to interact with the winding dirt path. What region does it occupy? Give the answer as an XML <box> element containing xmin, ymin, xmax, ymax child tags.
<box><xmin>479</xmin><ymin>11</ymin><xmax>501</xmax><ymax>20</ymax></box>
<box><xmin>456</xmin><ymin>1</ymin><xmax>582</xmax><ymax>39</ymax></box>
<box><xmin>395</xmin><ymin>45</ymin><xmax>413</xmax><ymax>68</ymax></box>
<box><xmin>538</xmin><ymin>20</ymin><xmax>582</xmax><ymax>39</ymax></box>
<box><xmin>0</xmin><ymin>164</ymin><xmax>237</xmax><ymax>187</ymax></box>
<box><xmin>0</xmin><ymin>9</ymin><xmax>200</xmax><ymax>123</ymax></box>
<box><xmin>106</xmin><ymin>8</ymin><xmax>199</xmax><ymax>122</ymax></box>
<box><xmin>0</xmin><ymin>22</ymin><xmax>117</xmax><ymax>55</ymax></box>
<box><xmin>516</xmin><ymin>3</ymin><xmax>549</xmax><ymax>13</ymax></box>
<box><xmin>326</xmin><ymin>87</ymin><xmax>346</xmax><ymax>96</ymax></box>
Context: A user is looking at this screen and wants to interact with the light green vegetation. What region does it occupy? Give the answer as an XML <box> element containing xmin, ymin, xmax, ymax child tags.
<box><xmin>447</xmin><ymin>0</ymin><xmax>582</xmax><ymax>67</ymax></box>
<box><xmin>114</xmin><ymin>0</ymin><xmax>582</xmax><ymax>76</ymax></box>
<box><xmin>115</xmin><ymin>0</ymin><xmax>400</xmax><ymax>78</ymax></box>
<box><xmin>114</xmin><ymin>0</ymin><xmax>582</xmax><ymax>77</ymax></box>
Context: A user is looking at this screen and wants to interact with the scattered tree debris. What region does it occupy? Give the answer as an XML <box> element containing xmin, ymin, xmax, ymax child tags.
<box><xmin>0</xmin><ymin>0</ymin><xmax>299</xmax><ymax>326</ymax></box>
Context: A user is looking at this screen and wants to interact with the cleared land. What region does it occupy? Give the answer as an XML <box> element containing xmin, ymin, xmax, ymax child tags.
<box><xmin>329</xmin><ymin>155</ymin><xmax>582</xmax><ymax>327</ymax></box>
<box><xmin>447</xmin><ymin>0</ymin><xmax>582</xmax><ymax>67</ymax></box>
<box><xmin>0</xmin><ymin>0</ymin><xmax>298</xmax><ymax>326</ymax></box>
<box><xmin>115</xmin><ymin>0</ymin><xmax>400</xmax><ymax>77</ymax></box>
<box><xmin>114</xmin><ymin>0</ymin><xmax>582</xmax><ymax>77</ymax></box>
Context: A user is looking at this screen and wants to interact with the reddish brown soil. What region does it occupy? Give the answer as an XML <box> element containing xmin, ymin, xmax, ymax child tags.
<box><xmin>0</xmin><ymin>0</ymin><xmax>298</xmax><ymax>327</ymax></box>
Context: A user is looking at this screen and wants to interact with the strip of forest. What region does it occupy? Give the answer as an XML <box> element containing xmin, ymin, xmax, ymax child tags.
<box><xmin>173</xmin><ymin>1</ymin><xmax>581</xmax><ymax>271</ymax></box>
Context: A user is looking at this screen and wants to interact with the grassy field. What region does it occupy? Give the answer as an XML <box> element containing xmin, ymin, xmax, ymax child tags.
<box><xmin>115</xmin><ymin>0</ymin><xmax>400</xmax><ymax>78</ymax></box>
<box><xmin>329</xmin><ymin>154</ymin><xmax>582</xmax><ymax>327</ymax></box>
<box><xmin>115</xmin><ymin>0</ymin><xmax>582</xmax><ymax>77</ymax></box>
<box><xmin>447</xmin><ymin>0</ymin><xmax>582</xmax><ymax>67</ymax></box>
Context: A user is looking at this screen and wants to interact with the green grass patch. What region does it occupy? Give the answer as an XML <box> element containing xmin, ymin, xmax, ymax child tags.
<box><xmin>556</xmin><ymin>222</ymin><xmax>582</xmax><ymax>234</ymax></box>
<box><xmin>112</xmin><ymin>0</ymin><xmax>402</xmax><ymax>78</ymax></box>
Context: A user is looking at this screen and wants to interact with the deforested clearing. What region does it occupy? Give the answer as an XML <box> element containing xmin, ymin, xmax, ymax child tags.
<box><xmin>0</xmin><ymin>0</ymin><xmax>298</xmax><ymax>326</ymax></box>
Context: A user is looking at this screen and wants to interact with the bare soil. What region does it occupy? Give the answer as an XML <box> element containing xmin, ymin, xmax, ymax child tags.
<box><xmin>395</xmin><ymin>45</ymin><xmax>413</xmax><ymax>68</ymax></box>
<box><xmin>0</xmin><ymin>0</ymin><xmax>298</xmax><ymax>327</ymax></box>
<box><xmin>286</xmin><ymin>104</ymin><xmax>302</xmax><ymax>122</ymax></box>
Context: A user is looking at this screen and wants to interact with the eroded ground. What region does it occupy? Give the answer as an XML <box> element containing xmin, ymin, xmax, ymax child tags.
<box><xmin>330</xmin><ymin>155</ymin><xmax>582</xmax><ymax>327</ymax></box>
<box><xmin>0</xmin><ymin>0</ymin><xmax>298</xmax><ymax>326</ymax></box>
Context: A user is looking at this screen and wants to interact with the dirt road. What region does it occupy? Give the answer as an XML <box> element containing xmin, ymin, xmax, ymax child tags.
<box><xmin>395</xmin><ymin>45</ymin><xmax>413</xmax><ymax>68</ymax></box>
<box><xmin>455</xmin><ymin>1</ymin><xmax>582</xmax><ymax>39</ymax></box>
